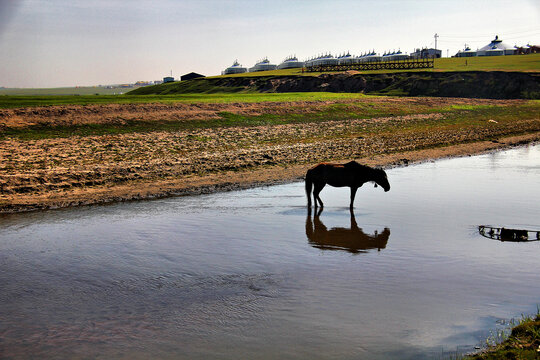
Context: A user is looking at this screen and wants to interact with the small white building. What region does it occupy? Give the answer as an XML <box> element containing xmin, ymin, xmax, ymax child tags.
<box><xmin>222</xmin><ymin>60</ymin><xmax>247</xmax><ymax>75</ymax></box>
<box><xmin>382</xmin><ymin>50</ymin><xmax>409</xmax><ymax>61</ymax></box>
<box><xmin>248</xmin><ymin>58</ymin><xmax>277</xmax><ymax>72</ymax></box>
<box><xmin>358</xmin><ymin>51</ymin><xmax>382</xmax><ymax>63</ymax></box>
<box><xmin>337</xmin><ymin>52</ymin><xmax>357</xmax><ymax>65</ymax></box>
<box><xmin>455</xmin><ymin>46</ymin><xmax>477</xmax><ymax>57</ymax></box>
<box><xmin>277</xmin><ymin>56</ymin><xmax>304</xmax><ymax>69</ymax></box>
<box><xmin>305</xmin><ymin>54</ymin><xmax>339</xmax><ymax>67</ymax></box>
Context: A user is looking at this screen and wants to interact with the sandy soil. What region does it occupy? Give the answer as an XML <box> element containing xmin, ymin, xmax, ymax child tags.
<box><xmin>1</xmin><ymin>98</ymin><xmax>539</xmax><ymax>213</ymax></box>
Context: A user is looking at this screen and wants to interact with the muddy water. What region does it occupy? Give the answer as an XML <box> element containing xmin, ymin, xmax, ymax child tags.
<box><xmin>1</xmin><ymin>145</ymin><xmax>539</xmax><ymax>360</ymax></box>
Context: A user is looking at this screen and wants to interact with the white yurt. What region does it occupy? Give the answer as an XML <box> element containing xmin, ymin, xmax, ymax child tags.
<box><xmin>455</xmin><ymin>46</ymin><xmax>477</xmax><ymax>57</ymax></box>
<box><xmin>248</xmin><ymin>58</ymin><xmax>278</xmax><ymax>72</ymax></box>
<box><xmin>222</xmin><ymin>60</ymin><xmax>247</xmax><ymax>75</ymax></box>
<box><xmin>476</xmin><ymin>36</ymin><xmax>516</xmax><ymax>56</ymax></box>
<box><xmin>277</xmin><ymin>56</ymin><xmax>304</xmax><ymax>69</ymax></box>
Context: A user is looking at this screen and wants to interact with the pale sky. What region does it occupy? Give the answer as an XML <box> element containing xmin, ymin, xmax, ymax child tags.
<box><xmin>0</xmin><ymin>0</ymin><xmax>539</xmax><ymax>88</ymax></box>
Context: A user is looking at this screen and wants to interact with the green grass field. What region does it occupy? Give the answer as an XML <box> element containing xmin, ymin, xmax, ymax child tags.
<box><xmin>434</xmin><ymin>54</ymin><xmax>540</xmax><ymax>72</ymax></box>
<box><xmin>0</xmin><ymin>86</ymin><xmax>133</xmax><ymax>96</ymax></box>
<box><xmin>0</xmin><ymin>92</ymin><xmax>372</xmax><ymax>109</ymax></box>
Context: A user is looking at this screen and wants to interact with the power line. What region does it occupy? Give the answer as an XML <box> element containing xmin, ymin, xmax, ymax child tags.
<box><xmin>439</xmin><ymin>27</ymin><xmax>539</xmax><ymax>39</ymax></box>
<box><xmin>441</xmin><ymin>33</ymin><xmax>540</xmax><ymax>41</ymax></box>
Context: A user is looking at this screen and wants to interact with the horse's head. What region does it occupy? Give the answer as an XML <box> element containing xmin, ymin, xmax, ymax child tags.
<box><xmin>374</xmin><ymin>168</ymin><xmax>390</xmax><ymax>192</ymax></box>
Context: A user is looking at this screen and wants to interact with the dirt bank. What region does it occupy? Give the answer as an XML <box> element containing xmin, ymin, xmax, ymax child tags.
<box><xmin>1</xmin><ymin>97</ymin><xmax>539</xmax><ymax>213</ymax></box>
<box><xmin>1</xmin><ymin>133</ymin><xmax>538</xmax><ymax>214</ymax></box>
<box><xmin>131</xmin><ymin>71</ymin><xmax>540</xmax><ymax>99</ymax></box>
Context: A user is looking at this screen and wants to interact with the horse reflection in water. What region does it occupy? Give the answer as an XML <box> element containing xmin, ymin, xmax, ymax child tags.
<box><xmin>306</xmin><ymin>209</ymin><xmax>390</xmax><ymax>254</ymax></box>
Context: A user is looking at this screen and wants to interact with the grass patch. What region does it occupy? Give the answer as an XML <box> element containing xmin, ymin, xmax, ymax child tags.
<box><xmin>466</xmin><ymin>311</ymin><xmax>540</xmax><ymax>360</ymax></box>
<box><xmin>0</xmin><ymin>86</ymin><xmax>131</xmax><ymax>96</ymax></box>
<box><xmin>3</xmin><ymin>100</ymin><xmax>538</xmax><ymax>141</ymax></box>
<box><xmin>0</xmin><ymin>92</ymin><xmax>369</xmax><ymax>109</ymax></box>
<box><xmin>434</xmin><ymin>54</ymin><xmax>540</xmax><ymax>73</ymax></box>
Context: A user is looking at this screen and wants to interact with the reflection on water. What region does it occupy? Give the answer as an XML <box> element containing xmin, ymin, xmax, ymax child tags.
<box><xmin>306</xmin><ymin>208</ymin><xmax>390</xmax><ymax>253</ymax></box>
<box><xmin>479</xmin><ymin>225</ymin><xmax>540</xmax><ymax>242</ymax></box>
<box><xmin>1</xmin><ymin>144</ymin><xmax>540</xmax><ymax>360</ymax></box>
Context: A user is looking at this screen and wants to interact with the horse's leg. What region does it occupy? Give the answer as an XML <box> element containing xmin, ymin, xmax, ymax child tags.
<box><xmin>313</xmin><ymin>182</ymin><xmax>325</xmax><ymax>208</ymax></box>
<box><xmin>350</xmin><ymin>187</ymin><xmax>358</xmax><ymax>209</ymax></box>
<box><xmin>305</xmin><ymin>180</ymin><xmax>312</xmax><ymax>208</ymax></box>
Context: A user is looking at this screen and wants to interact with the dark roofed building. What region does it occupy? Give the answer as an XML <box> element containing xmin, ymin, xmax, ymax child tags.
<box><xmin>516</xmin><ymin>44</ymin><xmax>539</xmax><ymax>55</ymax></box>
<box><xmin>181</xmin><ymin>72</ymin><xmax>205</xmax><ymax>81</ymax></box>
<box><xmin>410</xmin><ymin>48</ymin><xmax>442</xmax><ymax>59</ymax></box>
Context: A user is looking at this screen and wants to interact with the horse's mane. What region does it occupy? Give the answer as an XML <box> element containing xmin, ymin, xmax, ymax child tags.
<box><xmin>344</xmin><ymin>161</ymin><xmax>380</xmax><ymax>172</ymax></box>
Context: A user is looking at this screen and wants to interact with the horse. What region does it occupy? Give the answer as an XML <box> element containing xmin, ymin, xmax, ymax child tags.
<box><xmin>305</xmin><ymin>161</ymin><xmax>390</xmax><ymax>209</ymax></box>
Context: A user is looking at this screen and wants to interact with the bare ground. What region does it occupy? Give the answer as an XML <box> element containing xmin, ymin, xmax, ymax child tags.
<box><xmin>0</xmin><ymin>97</ymin><xmax>524</xmax><ymax>128</ymax></box>
<box><xmin>1</xmin><ymin>97</ymin><xmax>539</xmax><ymax>213</ymax></box>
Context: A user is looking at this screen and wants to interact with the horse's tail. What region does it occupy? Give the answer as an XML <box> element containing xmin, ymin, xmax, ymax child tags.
<box><xmin>305</xmin><ymin>169</ymin><xmax>313</xmax><ymax>207</ymax></box>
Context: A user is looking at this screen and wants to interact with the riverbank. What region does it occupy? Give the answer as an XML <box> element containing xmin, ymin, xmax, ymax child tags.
<box><xmin>1</xmin><ymin>96</ymin><xmax>539</xmax><ymax>213</ymax></box>
<box><xmin>466</xmin><ymin>313</ymin><xmax>540</xmax><ymax>359</ymax></box>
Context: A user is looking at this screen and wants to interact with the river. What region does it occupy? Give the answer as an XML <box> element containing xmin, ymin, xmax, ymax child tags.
<box><xmin>1</xmin><ymin>144</ymin><xmax>539</xmax><ymax>359</ymax></box>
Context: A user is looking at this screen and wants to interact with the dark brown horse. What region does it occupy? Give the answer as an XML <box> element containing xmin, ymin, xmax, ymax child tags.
<box><xmin>305</xmin><ymin>161</ymin><xmax>390</xmax><ymax>209</ymax></box>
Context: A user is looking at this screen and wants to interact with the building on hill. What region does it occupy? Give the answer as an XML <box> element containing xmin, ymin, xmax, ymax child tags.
<box><xmin>163</xmin><ymin>76</ymin><xmax>175</xmax><ymax>83</ymax></box>
<box><xmin>277</xmin><ymin>56</ymin><xmax>304</xmax><ymax>69</ymax></box>
<box><xmin>135</xmin><ymin>81</ymin><xmax>153</xmax><ymax>86</ymax></box>
<box><xmin>358</xmin><ymin>51</ymin><xmax>382</xmax><ymax>63</ymax></box>
<box><xmin>516</xmin><ymin>44</ymin><xmax>539</xmax><ymax>55</ymax></box>
<box><xmin>337</xmin><ymin>52</ymin><xmax>358</xmax><ymax>65</ymax></box>
<box><xmin>455</xmin><ymin>45</ymin><xmax>477</xmax><ymax>57</ymax></box>
<box><xmin>248</xmin><ymin>58</ymin><xmax>277</xmax><ymax>72</ymax></box>
<box><xmin>222</xmin><ymin>60</ymin><xmax>247</xmax><ymax>75</ymax></box>
<box><xmin>382</xmin><ymin>50</ymin><xmax>409</xmax><ymax>61</ymax></box>
<box><xmin>305</xmin><ymin>54</ymin><xmax>339</xmax><ymax>67</ymax></box>
<box><xmin>181</xmin><ymin>72</ymin><xmax>205</xmax><ymax>81</ymax></box>
<box><xmin>476</xmin><ymin>35</ymin><xmax>516</xmax><ymax>56</ymax></box>
<box><xmin>410</xmin><ymin>48</ymin><xmax>442</xmax><ymax>59</ymax></box>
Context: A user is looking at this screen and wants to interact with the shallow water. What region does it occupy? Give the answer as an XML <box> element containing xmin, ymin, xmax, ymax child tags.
<box><xmin>1</xmin><ymin>145</ymin><xmax>539</xmax><ymax>359</ymax></box>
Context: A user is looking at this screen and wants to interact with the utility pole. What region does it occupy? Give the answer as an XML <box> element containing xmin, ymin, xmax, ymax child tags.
<box><xmin>434</xmin><ymin>33</ymin><xmax>439</xmax><ymax>50</ymax></box>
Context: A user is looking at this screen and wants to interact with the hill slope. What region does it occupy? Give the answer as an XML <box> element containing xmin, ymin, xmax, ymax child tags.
<box><xmin>130</xmin><ymin>71</ymin><xmax>540</xmax><ymax>99</ymax></box>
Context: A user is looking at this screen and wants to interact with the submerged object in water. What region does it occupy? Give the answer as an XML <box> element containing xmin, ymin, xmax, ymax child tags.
<box><xmin>478</xmin><ymin>225</ymin><xmax>540</xmax><ymax>242</ymax></box>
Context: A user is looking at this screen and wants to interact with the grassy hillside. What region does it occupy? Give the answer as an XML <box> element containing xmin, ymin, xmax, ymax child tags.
<box><xmin>129</xmin><ymin>71</ymin><xmax>540</xmax><ymax>99</ymax></box>
<box><xmin>208</xmin><ymin>53</ymin><xmax>540</xmax><ymax>78</ymax></box>
<box><xmin>128</xmin><ymin>54</ymin><xmax>540</xmax><ymax>97</ymax></box>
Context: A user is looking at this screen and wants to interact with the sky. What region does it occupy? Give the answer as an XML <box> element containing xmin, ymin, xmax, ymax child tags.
<box><xmin>0</xmin><ymin>0</ymin><xmax>539</xmax><ymax>88</ymax></box>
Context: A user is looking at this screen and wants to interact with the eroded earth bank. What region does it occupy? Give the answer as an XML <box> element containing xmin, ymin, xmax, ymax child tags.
<box><xmin>1</xmin><ymin>96</ymin><xmax>539</xmax><ymax>212</ymax></box>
